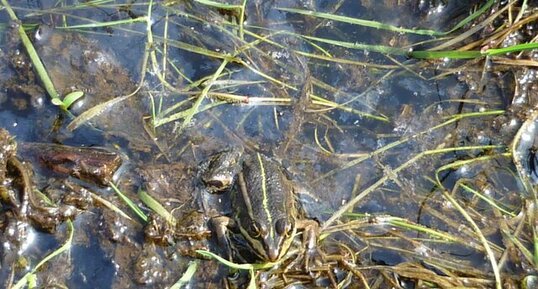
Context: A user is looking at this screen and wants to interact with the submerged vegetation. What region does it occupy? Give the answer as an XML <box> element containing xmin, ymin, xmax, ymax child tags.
<box><xmin>0</xmin><ymin>0</ymin><xmax>538</xmax><ymax>288</ymax></box>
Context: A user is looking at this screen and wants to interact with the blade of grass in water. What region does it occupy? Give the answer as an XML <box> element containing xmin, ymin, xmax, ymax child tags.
<box><xmin>170</xmin><ymin>261</ymin><xmax>199</xmax><ymax>289</ymax></box>
<box><xmin>321</xmin><ymin>142</ymin><xmax>506</xmax><ymax>229</ymax></box>
<box><xmin>0</xmin><ymin>0</ymin><xmax>61</xmax><ymax>105</ymax></box>
<box><xmin>410</xmin><ymin>50</ymin><xmax>481</xmax><ymax>59</ymax></box>
<box><xmin>459</xmin><ymin>183</ymin><xmax>517</xmax><ymax>217</ymax></box>
<box><xmin>67</xmin><ymin>94</ymin><xmax>132</xmax><ymax>131</ymax></box>
<box><xmin>277</xmin><ymin>7</ymin><xmax>441</xmax><ymax>36</ymax></box>
<box><xmin>196</xmin><ymin>250</ymin><xmax>271</xmax><ymax>289</ymax></box>
<box><xmin>486</xmin><ymin>42</ymin><xmax>538</xmax><ymax>56</ymax></box>
<box><xmin>411</xmin><ymin>42</ymin><xmax>538</xmax><ymax>59</ymax></box>
<box><xmin>192</xmin><ymin>0</ymin><xmax>242</xmax><ymax>9</ymax></box>
<box><xmin>60</xmin><ymin>17</ymin><xmax>147</xmax><ymax>29</ymax></box>
<box><xmin>109</xmin><ymin>182</ymin><xmax>148</xmax><ymax>223</ymax></box>
<box><xmin>277</xmin><ymin>0</ymin><xmax>495</xmax><ymax>36</ymax></box>
<box><xmin>90</xmin><ymin>192</ymin><xmax>133</xmax><ymax>221</ymax></box>
<box><xmin>13</xmin><ymin>220</ymin><xmax>75</xmax><ymax>289</ymax></box>
<box><xmin>197</xmin><ymin>250</ymin><xmax>277</xmax><ymax>271</ymax></box>
<box><xmin>238</xmin><ymin>0</ymin><xmax>247</xmax><ymax>40</ymax></box>
<box><xmin>178</xmin><ymin>58</ymin><xmax>230</xmax><ymax>132</ymax></box>
<box><xmin>196</xmin><ymin>250</ymin><xmax>256</xmax><ymax>270</ymax></box>
<box><xmin>435</xmin><ymin>155</ymin><xmax>510</xmax><ymax>289</ymax></box>
<box><xmin>298</xmin><ymin>35</ymin><xmax>538</xmax><ymax>60</ymax></box>
<box><xmin>139</xmin><ymin>189</ymin><xmax>177</xmax><ymax>225</ymax></box>
<box><xmin>342</xmin><ymin>213</ymin><xmax>461</xmax><ymax>243</ymax></box>
<box><xmin>301</xmin><ymin>34</ymin><xmax>407</xmax><ymax>55</ymax></box>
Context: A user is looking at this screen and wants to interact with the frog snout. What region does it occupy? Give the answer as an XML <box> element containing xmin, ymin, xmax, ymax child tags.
<box><xmin>267</xmin><ymin>247</ymin><xmax>279</xmax><ymax>262</ymax></box>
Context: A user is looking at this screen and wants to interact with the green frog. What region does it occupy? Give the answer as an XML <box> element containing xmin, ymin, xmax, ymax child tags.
<box><xmin>201</xmin><ymin>148</ymin><xmax>318</xmax><ymax>263</ymax></box>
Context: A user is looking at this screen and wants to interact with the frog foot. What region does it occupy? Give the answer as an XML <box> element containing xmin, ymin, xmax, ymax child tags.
<box><xmin>304</xmin><ymin>246</ymin><xmax>327</xmax><ymax>273</ymax></box>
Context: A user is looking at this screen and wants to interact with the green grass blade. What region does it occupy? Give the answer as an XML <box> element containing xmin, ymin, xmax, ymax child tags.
<box><xmin>193</xmin><ymin>0</ymin><xmax>242</xmax><ymax>9</ymax></box>
<box><xmin>278</xmin><ymin>0</ymin><xmax>495</xmax><ymax>36</ymax></box>
<box><xmin>238</xmin><ymin>0</ymin><xmax>247</xmax><ymax>40</ymax></box>
<box><xmin>179</xmin><ymin>58</ymin><xmax>229</xmax><ymax>131</ymax></box>
<box><xmin>247</xmin><ymin>269</ymin><xmax>257</xmax><ymax>289</ymax></box>
<box><xmin>196</xmin><ymin>250</ymin><xmax>255</xmax><ymax>270</ymax></box>
<box><xmin>138</xmin><ymin>189</ymin><xmax>177</xmax><ymax>225</ymax></box>
<box><xmin>1</xmin><ymin>0</ymin><xmax>61</xmax><ymax>105</ymax></box>
<box><xmin>435</xmin><ymin>155</ymin><xmax>508</xmax><ymax>289</ymax></box>
<box><xmin>196</xmin><ymin>250</ymin><xmax>275</xmax><ymax>270</ymax></box>
<box><xmin>60</xmin><ymin>16</ymin><xmax>147</xmax><ymax>29</ymax></box>
<box><xmin>170</xmin><ymin>261</ymin><xmax>199</xmax><ymax>289</ymax></box>
<box><xmin>445</xmin><ymin>0</ymin><xmax>496</xmax><ymax>33</ymax></box>
<box><xmin>459</xmin><ymin>183</ymin><xmax>516</xmax><ymax>217</ymax></box>
<box><xmin>277</xmin><ymin>7</ymin><xmax>441</xmax><ymax>36</ymax></box>
<box><xmin>13</xmin><ymin>220</ymin><xmax>75</xmax><ymax>289</ymax></box>
<box><xmin>411</xmin><ymin>42</ymin><xmax>538</xmax><ymax>59</ymax></box>
<box><xmin>410</xmin><ymin>50</ymin><xmax>482</xmax><ymax>59</ymax></box>
<box><xmin>301</xmin><ymin>34</ymin><xmax>407</xmax><ymax>55</ymax></box>
<box><xmin>61</xmin><ymin>91</ymin><xmax>85</xmax><ymax>109</ymax></box>
<box><xmin>109</xmin><ymin>182</ymin><xmax>148</xmax><ymax>223</ymax></box>
<box><xmin>486</xmin><ymin>42</ymin><xmax>538</xmax><ymax>56</ymax></box>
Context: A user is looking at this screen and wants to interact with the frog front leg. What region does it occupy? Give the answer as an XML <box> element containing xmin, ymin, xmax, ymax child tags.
<box><xmin>296</xmin><ymin>219</ymin><xmax>323</xmax><ymax>269</ymax></box>
<box><xmin>210</xmin><ymin>216</ymin><xmax>236</xmax><ymax>261</ymax></box>
<box><xmin>293</xmin><ymin>186</ymin><xmax>325</xmax><ymax>269</ymax></box>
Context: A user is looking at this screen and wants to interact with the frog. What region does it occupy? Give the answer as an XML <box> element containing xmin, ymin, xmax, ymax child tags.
<box><xmin>200</xmin><ymin>147</ymin><xmax>319</xmax><ymax>263</ymax></box>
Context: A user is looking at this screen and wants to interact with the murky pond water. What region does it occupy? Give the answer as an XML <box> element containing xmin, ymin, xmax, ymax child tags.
<box><xmin>1</xmin><ymin>0</ymin><xmax>537</xmax><ymax>288</ymax></box>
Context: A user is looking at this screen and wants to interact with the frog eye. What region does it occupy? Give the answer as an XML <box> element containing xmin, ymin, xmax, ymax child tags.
<box><xmin>248</xmin><ymin>221</ymin><xmax>262</xmax><ymax>237</ymax></box>
<box><xmin>275</xmin><ymin>218</ymin><xmax>292</xmax><ymax>236</ymax></box>
<box><xmin>203</xmin><ymin>175</ymin><xmax>232</xmax><ymax>191</ymax></box>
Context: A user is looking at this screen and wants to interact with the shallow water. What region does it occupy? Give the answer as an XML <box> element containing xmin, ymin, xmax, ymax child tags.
<box><xmin>0</xmin><ymin>0</ymin><xmax>536</xmax><ymax>288</ymax></box>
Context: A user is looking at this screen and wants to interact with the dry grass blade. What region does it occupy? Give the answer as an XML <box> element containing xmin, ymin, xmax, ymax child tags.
<box><xmin>67</xmin><ymin>34</ymin><xmax>150</xmax><ymax>130</ymax></box>
<box><xmin>316</xmin><ymin>110</ymin><xmax>505</xmax><ymax>186</ymax></box>
<box><xmin>90</xmin><ymin>192</ymin><xmax>133</xmax><ymax>221</ymax></box>
<box><xmin>435</xmin><ymin>155</ymin><xmax>512</xmax><ymax>289</ymax></box>
<box><xmin>67</xmin><ymin>94</ymin><xmax>133</xmax><ymax>131</ymax></box>
<box><xmin>428</xmin><ymin>2</ymin><xmax>512</xmax><ymax>51</ymax></box>
<box><xmin>322</xmin><ymin>144</ymin><xmax>505</xmax><ymax>232</ymax></box>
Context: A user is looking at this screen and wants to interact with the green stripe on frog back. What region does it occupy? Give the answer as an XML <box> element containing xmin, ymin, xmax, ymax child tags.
<box><xmin>256</xmin><ymin>153</ymin><xmax>274</xmax><ymax>239</ymax></box>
